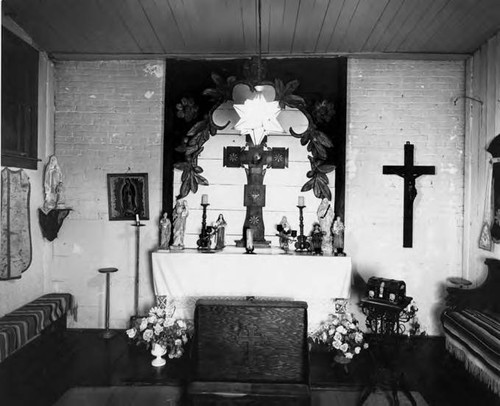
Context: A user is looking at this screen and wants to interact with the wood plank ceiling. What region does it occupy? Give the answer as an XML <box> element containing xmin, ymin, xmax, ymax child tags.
<box><xmin>3</xmin><ymin>0</ymin><xmax>500</xmax><ymax>60</ymax></box>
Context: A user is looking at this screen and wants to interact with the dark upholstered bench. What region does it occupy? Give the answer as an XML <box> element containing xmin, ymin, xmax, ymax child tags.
<box><xmin>442</xmin><ymin>258</ymin><xmax>500</xmax><ymax>396</ymax></box>
<box><xmin>0</xmin><ymin>293</ymin><xmax>73</xmax><ymax>363</ymax></box>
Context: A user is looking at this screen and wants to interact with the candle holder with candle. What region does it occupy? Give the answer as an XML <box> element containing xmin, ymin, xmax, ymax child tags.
<box><xmin>295</xmin><ymin>197</ymin><xmax>310</xmax><ymax>252</ymax></box>
<box><xmin>245</xmin><ymin>227</ymin><xmax>255</xmax><ymax>254</ymax></box>
<box><xmin>197</xmin><ymin>195</ymin><xmax>212</xmax><ymax>250</ymax></box>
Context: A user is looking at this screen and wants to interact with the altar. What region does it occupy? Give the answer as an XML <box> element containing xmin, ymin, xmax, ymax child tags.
<box><xmin>151</xmin><ymin>247</ymin><xmax>352</xmax><ymax>331</ymax></box>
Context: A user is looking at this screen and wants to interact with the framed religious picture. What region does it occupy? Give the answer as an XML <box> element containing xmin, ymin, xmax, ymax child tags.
<box><xmin>107</xmin><ymin>173</ymin><xmax>149</xmax><ymax>221</ymax></box>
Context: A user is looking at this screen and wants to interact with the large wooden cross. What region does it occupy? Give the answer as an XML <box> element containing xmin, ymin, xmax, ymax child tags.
<box><xmin>383</xmin><ymin>142</ymin><xmax>435</xmax><ymax>248</ymax></box>
<box><xmin>223</xmin><ymin>135</ymin><xmax>288</xmax><ymax>247</ymax></box>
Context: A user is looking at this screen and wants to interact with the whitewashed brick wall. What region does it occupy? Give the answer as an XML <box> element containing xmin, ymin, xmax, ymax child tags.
<box><xmin>51</xmin><ymin>58</ymin><xmax>465</xmax><ymax>335</ymax></box>
<box><xmin>346</xmin><ymin>59</ymin><xmax>465</xmax><ymax>335</ymax></box>
<box><xmin>52</xmin><ymin>60</ymin><xmax>165</xmax><ymax>328</ymax></box>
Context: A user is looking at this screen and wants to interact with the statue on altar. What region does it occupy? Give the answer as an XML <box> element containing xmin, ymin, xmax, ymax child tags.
<box><xmin>317</xmin><ymin>198</ymin><xmax>334</xmax><ymax>254</ymax></box>
<box><xmin>172</xmin><ymin>200</ymin><xmax>189</xmax><ymax>249</ymax></box>
<box><xmin>310</xmin><ymin>222</ymin><xmax>323</xmax><ymax>255</ymax></box>
<box><xmin>159</xmin><ymin>212</ymin><xmax>171</xmax><ymax>250</ymax></box>
<box><xmin>213</xmin><ymin>214</ymin><xmax>227</xmax><ymax>250</ymax></box>
<box><xmin>276</xmin><ymin>216</ymin><xmax>294</xmax><ymax>251</ymax></box>
<box><xmin>332</xmin><ymin>215</ymin><xmax>345</xmax><ymax>256</ymax></box>
<box><xmin>43</xmin><ymin>155</ymin><xmax>64</xmax><ymax>212</ymax></box>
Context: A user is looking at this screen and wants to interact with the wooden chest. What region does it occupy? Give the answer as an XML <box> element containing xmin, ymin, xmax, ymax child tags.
<box><xmin>366</xmin><ymin>277</ymin><xmax>407</xmax><ymax>304</ymax></box>
<box><xmin>192</xmin><ymin>299</ymin><xmax>309</xmax><ymax>383</ymax></box>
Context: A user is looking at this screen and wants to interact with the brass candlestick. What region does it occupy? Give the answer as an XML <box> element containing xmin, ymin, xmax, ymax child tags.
<box><xmin>295</xmin><ymin>205</ymin><xmax>310</xmax><ymax>252</ymax></box>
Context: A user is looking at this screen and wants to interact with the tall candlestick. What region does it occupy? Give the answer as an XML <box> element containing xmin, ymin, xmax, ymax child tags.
<box><xmin>201</xmin><ymin>194</ymin><xmax>208</xmax><ymax>204</ymax></box>
<box><xmin>298</xmin><ymin>196</ymin><xmax>305</xmax><ymax>207</ymax></box>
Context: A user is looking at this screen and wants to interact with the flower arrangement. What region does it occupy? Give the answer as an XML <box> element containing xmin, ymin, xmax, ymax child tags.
<box><xmin>401</xmin><ymin>300</ymin><xmax>426</xmax><ymax>337</ymax></box>
<box><xmin>126</xmin><ymin>305</ymin><xmax>192</xmax><ymax>359</ymax></box>
<box><xmin>310</xmin><ymin>312</ymin><xmax>368</xmax><ymax>360</ymax></box>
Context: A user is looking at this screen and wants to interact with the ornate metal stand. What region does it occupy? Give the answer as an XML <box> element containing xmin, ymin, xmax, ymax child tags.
<box><xmin>295</xmin><ymin>205</ymin><xmax>310</xmax><ymax>252</ymax></box>
<box><xmin>359</xmin><ymin>298</ymin><xmax>417</xmax><ymax>406</ymax></box>
<box><xmin>197</xmin><ymin>203</ymin><xmax>212</xmax><ymax>250</ymax></box>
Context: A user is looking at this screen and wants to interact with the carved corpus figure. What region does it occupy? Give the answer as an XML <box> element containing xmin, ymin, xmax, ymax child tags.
<box><xmin>172</xmin><ymin>200</ymin><xmax>189</xmax><ymax>249</ymax></box>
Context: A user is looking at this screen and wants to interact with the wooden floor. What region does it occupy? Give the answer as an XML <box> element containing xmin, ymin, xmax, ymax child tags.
<box><xmin>0</xmin><ymin>329</ymin><xmax>498</xmax><ymax>406</ymax></box>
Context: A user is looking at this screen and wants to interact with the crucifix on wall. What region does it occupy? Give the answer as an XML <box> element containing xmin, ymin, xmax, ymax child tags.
<box><xmin>224</xmin><ymin>135</ymin><xmax>288</xmax><ymax>247</ymax></box>
<box><xmin>383</xmin><ymin>142</ymin><xmax>435</xmax><ymax>248</ymax></box>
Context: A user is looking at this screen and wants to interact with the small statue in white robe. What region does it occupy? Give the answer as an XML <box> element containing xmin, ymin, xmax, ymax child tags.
<box><xmin>332</xmin><ymin>216</ymin><xmax>345</xmax><ymax>256</ymax></box>
<box><xmin>43</xmin><ymin>155</ymin><xmax>64</xmax><ymax>212</ymax></box>
<box><xmin>172</xmin><ymin>200</ymin><xmax>189</xmax><ymax>249</ymax></box>
<box><xmin>317</xmin><ymin>198</ymin><xmax>334</xmax><ymax>254</ymax></box>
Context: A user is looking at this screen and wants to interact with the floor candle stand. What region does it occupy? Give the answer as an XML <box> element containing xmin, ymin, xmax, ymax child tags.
<box><xmin>98</xmin><ymin>267</ymin><xmax>118</xmax><ymax>339</ymax></box>
<box><xmin>132</xmin><ymin>216</ymin><xmax>145</xmax><ymax>318</ymax></box>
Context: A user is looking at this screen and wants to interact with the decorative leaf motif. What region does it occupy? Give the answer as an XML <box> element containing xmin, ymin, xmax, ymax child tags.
<box><xmin>175</xmin><ymin>71</ymin><xmax>337</xmax><ymax>201</ymax></box>
<box><xmin>178</xmin><ymin>178</ymin><xmax>191</xmax><ymax>199</ymax></box>
<box><xmin>275</xmin><ymin>79</ymin><xmax>305</xmax><ymax>109</ymax></box>
<box><xmin>194</xmin><ymin>173</ymin><xmax>209</xmax><ymax>185</ymax></box>
<box><xmin>301</xmin><ymin>178</ymin><xmax>314</xmax><ymax>192</ymax></box>
<box><xmin>301</xmin><ymin>155</ymin><xmax>335</xmax><ymax>200</ymax></box>
<box><xmin>317</xmin><ymin>164</ymin><xmax>335</xmax><ymax>173</ymax></box>
<box><xmin>202</xmin><ymin>73</ymin><xmax>236</xmax><ymax>102</ymax></box>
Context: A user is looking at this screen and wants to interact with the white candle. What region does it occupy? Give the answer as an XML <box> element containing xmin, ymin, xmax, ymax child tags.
<box><xmin>201</xmin><ymin>194</ymin><xmax>208</xmax><ymax>204</ymax></box>
<box><xmin>246</xmin><ymin>228</ymin><xmax>254</xmax><ymax>249</ymax></box>
<box><xmin>135</xmin><ymin>213</ymin><xmax>139</xmax><ymax>223</ymax></box>
<box><xmin>298</xmin><ymin>196</ymin><xmax>305</xmax><ymax>206</ymax></box>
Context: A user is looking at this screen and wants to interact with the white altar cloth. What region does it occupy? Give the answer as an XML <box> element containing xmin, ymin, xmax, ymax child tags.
<box><xmin>151</xmin><ymin>247</ymin><xmax>352</xmax><ymax>331</ymax></box>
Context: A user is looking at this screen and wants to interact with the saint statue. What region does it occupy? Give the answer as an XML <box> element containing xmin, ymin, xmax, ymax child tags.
<box><xmin>310</xmin><ymin>222</ymin><xmax>323</xmax><ymax>255</ymax></box>
<box><xmin>172</xmin><ymin>200</ymin><xmax>189</xmax><ymax>249</ymax></box>
<box><xmin>332</xmin><ymin>216</ymin><xmax>345</xmax><ymax>256</ymax></box>
<box><xmin>43</xmin><ymin>155</ymin><xmax>64</xmax><ymax>212</ymax></box>
<box><xmin>159</xmin><ymin>212</ymin><xmax>171</xmax><ymax>250</ymax></box>
<box><xmin>213</xmin><ymin>214</ymin><xmax>227</xmax><ymax>250</ymax></box>
<box><xmin>317</xmin><ymin>198</ymin><xmax>334</xmax><ymax>254</ymax></box>
<box><xmin>277</xmin><ymin>216</ymin><xmax>293</xmax><ymax>251</ymax></box>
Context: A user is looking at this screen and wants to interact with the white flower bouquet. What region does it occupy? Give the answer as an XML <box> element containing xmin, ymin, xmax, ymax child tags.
<box><xmin>126</xmin><ymin>305</ymin><xmax>192</xmax><ymax>359</ymax></box>
<box><xmin>310</xmin><ymin>312</ymin><xmax>368</xmax><ymax>360</ymax></box>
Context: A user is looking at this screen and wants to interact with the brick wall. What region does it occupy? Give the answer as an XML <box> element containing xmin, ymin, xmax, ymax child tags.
<box><xmin>51</xmin><ymin>58</ymin><xmax>465</xmax><ymax>334</ymax></box>
<box><xmin>52</xmin><ymin>60</ymin><xmax>165</xmax><ymax>328</ymax></box>
<box><xmin>346</xmin><ymin>59</ymin><xmax>465</xmax><ymax>334</ymax></box>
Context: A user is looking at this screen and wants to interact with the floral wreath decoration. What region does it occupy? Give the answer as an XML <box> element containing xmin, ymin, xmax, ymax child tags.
<box><xmin>174</xmin><ymin>71</ymin><xmax>337</xmax><ymax>201</ymax></box>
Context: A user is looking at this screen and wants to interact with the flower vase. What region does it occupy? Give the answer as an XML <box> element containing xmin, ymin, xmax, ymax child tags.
<box><xmin>333</xmin><ymin>353</ymin><xmax>351</xmax><ymax>374</ymax></box>
<box><xmin>151</xmin><ymin>343</ymin><xmax>167</xmax><ymax>367</ymax></box>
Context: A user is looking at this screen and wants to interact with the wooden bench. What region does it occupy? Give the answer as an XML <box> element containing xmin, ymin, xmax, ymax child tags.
<box><xmin>441</xmin><ymin>258</ymin><xmax>500</xmax><ymax>396</ymax></box>
<box><xmin>0</xmin><ymin>293</ymin><xmax>74</xmax><ymax>363</ymax></box>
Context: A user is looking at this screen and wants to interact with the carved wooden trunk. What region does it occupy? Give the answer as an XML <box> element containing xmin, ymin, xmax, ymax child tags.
<box><xmin>188</xmin><ymin>299</ymin><xmax>310</xmax><ymax>406</ymax></box>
